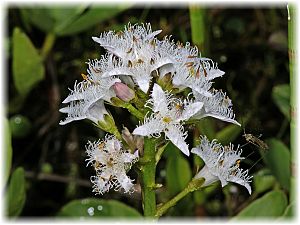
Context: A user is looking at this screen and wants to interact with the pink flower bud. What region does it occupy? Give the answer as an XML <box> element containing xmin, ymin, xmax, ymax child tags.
<box><xmin>113</xmin><ymin>82</ymin><xmax>135</xmax><ymax>102</ymax></box>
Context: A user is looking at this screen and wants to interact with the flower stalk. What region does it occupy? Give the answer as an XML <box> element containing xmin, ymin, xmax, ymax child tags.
<box><xmin>155</xmin><ymin>177</ymin><xmax>205</xmax><ymax>218</ymax></box>
<box><xmin>140</xmin><ymin>137</ymin><xmax>157</xmax><ymax>217</ymax></box>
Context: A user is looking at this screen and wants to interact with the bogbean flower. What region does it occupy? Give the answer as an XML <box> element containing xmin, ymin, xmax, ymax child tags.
<box><xmin>192</xmin><ymin>135</ymin><xmax>252</xmax><ymax>194</ymax></box>
<box><xmin>86</xmin><ymin>135</ymin><xmax>139</xmax><ymax>195</ymax></box>
<box><xmin>59</xmin><ymin>99</ymin><xmax>109</xmax><ymax>125</ymax></box>
<box><xmin>94</xmin><ymin>23</ymin><xmax>174</xmax><ymax>93</ymax></box>
<box><xmin>92</xmin><ymin>23</ymin><xmax>162</xmax><ymax>64</ymax></box>
<box><xmin>59</xmin><ymin>55</ymin><xmax>123</xmax><ymax>125</ymax></box>
<box><xmin>192</xmin><ymin>89</ymin><xmax>241</xmax><ymax>126</ymax></box>
<box><xmin>133</xmin><ymin>83</ymin><xmax>203</xmax><ymax>156</ymax></box>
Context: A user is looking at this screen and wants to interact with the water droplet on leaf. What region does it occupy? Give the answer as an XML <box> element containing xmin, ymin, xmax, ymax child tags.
<box><xmin>87</xmin><ymin>207</ymin><xmax>94</xmax><ymax>216</ymax></box>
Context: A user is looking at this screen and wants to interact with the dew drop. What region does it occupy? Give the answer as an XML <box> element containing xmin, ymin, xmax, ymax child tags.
<box><xmin>97</xmin><ymin>205</ymin><xmax>103</xmax><ymax>211</ymax></box>
<box><xmin>87</xmin><ymin>207</ymin><xmax>94</xmax><ymax>216</ymax></box>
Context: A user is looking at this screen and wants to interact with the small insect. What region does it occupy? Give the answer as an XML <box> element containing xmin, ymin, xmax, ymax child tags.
<box><xmin>243</xmin><ymin>131</ymin><xmax>269</xmax><ymax>150</ymax></box>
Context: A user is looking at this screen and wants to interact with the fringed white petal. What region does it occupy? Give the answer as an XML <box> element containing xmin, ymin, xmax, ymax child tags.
<box><xmin>165</xmin><ymin>124</ymin><xmax>189</xmax><ymax>156</ymax></box>
<box><xmin>179</xmin><ymin>101</ymin><xmax>204</xmax><ymax>121</ymax></box>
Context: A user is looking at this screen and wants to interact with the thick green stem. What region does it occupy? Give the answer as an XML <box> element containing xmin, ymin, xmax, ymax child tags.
<box><xmin>40</xmin><ymin>33</ymin><xmax>56</xmax><ymax>60</ymax></box>
<box><xmin>140</xmin><ymin>137</ymin><xmax>157</xmax><ymax>217</ymax></box>
<box><xmin>155</xmin><ymin>178</ymin><xmax>205</xmax><ymax>218</ymax></box>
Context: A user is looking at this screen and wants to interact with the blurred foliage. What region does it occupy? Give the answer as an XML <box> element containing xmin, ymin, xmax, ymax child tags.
<box><xmin>6</xmin><ymin>167</ymin><xmax>27</xmax><ymax>217</ymax></box>
<box><xmin>4</xmin><ymin>118</ymin><xmax>13</xmax><ymax>184</ymax></box>
<box><xmin>272</xmin><ymin>84</ymin><xmax>290</xmax><ymax>120</ymax></box>
<box><xmin>233</xmin><ymin>190</ymin><xmax>288</xmax><ymax>219</ymax></box>
<box><xmin>57</xmin><ymin>198</ymin><xmax>142</xmax><ymax>218</ymax></box>
<box><xmin>6</xmin><ymin>4</ymin><xmax>291</xmax><ymax>219</ymax></box>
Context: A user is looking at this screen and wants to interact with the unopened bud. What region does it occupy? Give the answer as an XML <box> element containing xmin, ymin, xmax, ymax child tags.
<box><xmin>113</xmin><ymin>82</ymin><xmax>135</xmax><ymax>102</ymax></box>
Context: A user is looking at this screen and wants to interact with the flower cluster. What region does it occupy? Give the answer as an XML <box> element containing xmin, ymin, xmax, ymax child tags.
<box><xmin>59</xmin><ymin>23</ymin><xmax>251</xmax><ymax>195</ymax></box>
<box><xmin>85</xmin><ymin>135</ymin><xmax>139</xmax><ymax>195</ymax></box>
<box><xmin>133</xmin><ymin>83</ymin><xmax>203</xmax><ymax>156</ymax></box>
<box><xmin>192</xmin><ymin>136</ymin><xmax>252</xmax><ymax>194</ymax></box>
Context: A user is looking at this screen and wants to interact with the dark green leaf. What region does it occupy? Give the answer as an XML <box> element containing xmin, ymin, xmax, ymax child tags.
<box><xmin>234</xmin><ymin>190</ymin><xmax>287</xmax><ymax>219</ymax></box>
<box><xmin>215</xmin><ymin>124</ymin><xmax>242</xmax><ymax>145</ymax></box>
<box><xmin>166</xmin><ymin>147</ymin><xmax>192</xmax><ymax>196</ymax></box>
<box><xmin>20</xmin><ymin>7</ymin><xmax>86</xmax><ymax>34</ymax></box>
<box><xmin>4</xmin><ymin>118</ymin><xmax>13</xmax><ymax>184</ymax></box>
<box><xmin>7</xmin><ymin>167</ymin><xmax>26</xmax><ymax>217</ymax></box>
<box><xmin>56</xmin><ymin>5</ymin><xmax>131</xmax><ymax>36</ymax></box>
<box><xmin>12</xmin><ymin>28</ymin><xmax>45</xmax><ymax>96</ymax></box>
<box><xmin>19</xmin><ymin>9</ymin><xmax>55</xmax><ymax>33</ymax></box>
<box><xmin>253</xmin><ymin>169</ymin><xmax>276</xmax><ymax>194</ymax></box>
<box><xmin>57</xmin><ymin>198</ymin><xmax>142</xmax><ymax>218</ymax></box>
<box><xmin>263</xmin><ymin>138</ymin><xmax>291</xmax><ymax>191</ymax></box>
<box><xmin>272</xmin><ymin>84</ymin><xmax>290</xmax><ymax>120</ymax></box>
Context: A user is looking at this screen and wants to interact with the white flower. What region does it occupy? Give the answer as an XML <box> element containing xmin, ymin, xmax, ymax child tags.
<box><xmin>59</xmin><ymin>99</ymin><xmax>108</xmax><ymax>125</ymax></box>
<box><xmin>86</xmin><ymin>135</ymin><xmax>139</xmax><ymax>195</ymax></box>
<box><xmin>92</xmin><ymin>23</ymin><xmax>161</xmax><ymax>64</ymax></box>
<box><xmin>191</xmin><ymin>135</ymin><xmax>252</xmax><ymax>194</ymax></box>
<box><xmin>172</xmin><ymin>62</ymin><xmax>213</xmax><ymax>97</ymax></box>
<box><xmin>192</xmin><ymin>89</ymin><xmax>241</xmax><ymax>126</ymax></box>
<box><xmin>59</xmin><ymin>55</ymin><xmax>123</xmax><ymax>125</ymax></box>
<box><xmin>133</xmin><ymin>84</ymin><xmax>203</xmax><ymax>156</ymax></box>
<box><xmin>93</xmin><ymin>24</ymin><xmax>173</xmax><ymax>93</ymax></box>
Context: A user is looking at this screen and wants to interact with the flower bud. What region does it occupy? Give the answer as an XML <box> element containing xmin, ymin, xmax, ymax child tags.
<box><xmin>113</xmin><ymin>82</ymin><xmax>135</xmax><ymax>102</ymax></box>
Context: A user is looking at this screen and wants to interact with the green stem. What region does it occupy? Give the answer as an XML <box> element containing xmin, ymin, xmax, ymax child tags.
<box><xmin>155</xmin><ymin>178</ymin><xmax>205</xmax><ymax>218</ymax></box>
<box><xmin>111</xmin><ymin>97</ymin><xmax>145</xmax><ymax>120</ymax></box>
<box><xmin>288</xmin><ymin>4</ymin><xmax>296</xmax><ymax>165</ymax></box>
<box><xmin>189</xmin><ymin>5</ymin><xmax>209</xmax><ymax>56</ymax></box>
<box><xmin>140</xmin><ymin>137</ymin><xmax>157</xmax><ymax>217</ymax></box>
<box><xmin>40</xmin><ymin>33</ymin><xmax>56</xmax><ymax>60</ymax></box>
<box><xmin>124</xmin><ymin>103</ymin><xmax>145</xmax><ymax>120</ymax></box>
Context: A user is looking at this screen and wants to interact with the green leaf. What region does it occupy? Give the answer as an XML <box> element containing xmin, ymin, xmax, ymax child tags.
<box><xmin>281</xmin><ymin>203</ymin><xmax>294</xmax><ymax>218</ymax></box>
<box><xmin>166</xmin><ymin>147</ymin><xmax>192</xmax><ymax>196</ymax></box>
<box><xmin>234</xmin><ymin>190</ymin><xmax>287</xmax><ymax>219</ymax></box>
<box><xmin>56</xmin><ymin>5</ymin><xmax>131</xmax><ymax>36</ymax></box>
<box><xmin>4</xmin><ymin>118</ymin><xmax>13</xmax><ymax>184</ymax></box>
<box><xmin>7</xmin><ymin>167</ymin><xmax>26</xmax><ymax>217</ymax></box>
<box><xmin>20</xmin><ymin>7</ymin><xmax>86</xmax><ymax>34</ymax></box>
<box><xmin>12</xmin><ymin>27</ymin><xmax>45</xmax><ymax>96</ymax></box>
<box><xmin>57</xmin><ymin>198</ymin><xmax>142</xmax><ymax>218</ymax></box>
<box><xmin>272</xmin><ymin>84</ymin><xmax>290</xmax><ymax>120</ymax></box>
<box><xmin>215</xmin><ymin>124</ymin><xmax>242</xmax><ymax>145</ymax></box>
<box><xmin>253</xmin><ymin>169</ymin><xmax>276</xmax><ymax>195</ymax></box>
<box><xmin>263</xmin><ymin>138</ymin><xmax>291</xmax><ymax>191</ymax></box>
<box><xmin>19</xmin><ymin>9</ymin><xmax>55</xmax><ymax>33</ymax></box>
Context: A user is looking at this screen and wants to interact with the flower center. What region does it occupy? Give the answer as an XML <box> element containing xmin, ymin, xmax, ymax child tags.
<box><xmin>107</xmin><ymin>157</ymin><xmax>115</xmax><ymax>167</ymax></box>
<box><xmin>162</xmin><ymin>116</ymin><xmax>172</xmax><ymax>124</ymax></box>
